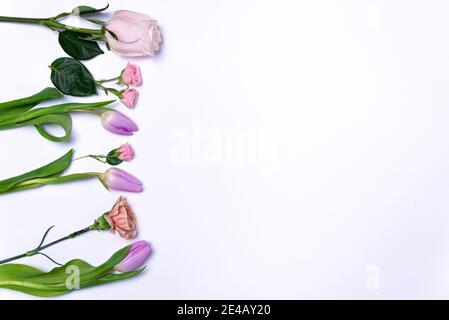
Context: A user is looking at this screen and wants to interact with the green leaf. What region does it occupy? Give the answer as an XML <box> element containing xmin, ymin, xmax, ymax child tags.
<box><xmin>25</xmin><ymin>113</ymin><xmax>73</xmax><ymax>142</ymax></box>
<box><xmin>0</xmin><ymin>149</ymin><xmax>73</xmax><ymax>194</ymax></box>
<box><xmin>72</xmin><ymin>4</ymin><xmax>109</xmax><ymax>16</ymax></box>
<box><xmin>58</xmin><ymin>31</ymin><xmax>104</xmax><ymax>60</ymax></box>
<box><xmin>106</xmin><ymin>149</ymin><xmax>123</xmax><ymax>166</ymax></box>
<box><xmin>0</xmin><ymin>87</ymin><xmax>63</xmax><ymax>113</ymax></box>
<box><xmin>0</xmin><ymin>244</ymin><xmax>140</xmax><ymax>297</ymax></box>
<box><xmin>50</xmin><ymin>57</ymin><xmax>97</xmax><ymax>97</ymax></box>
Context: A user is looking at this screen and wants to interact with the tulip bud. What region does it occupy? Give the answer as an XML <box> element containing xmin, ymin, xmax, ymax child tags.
<box><xmin>101</xmin><ymin>110</ymin><xmax>138</xmax><ymax>135</ymax></box>
<box><xmin>101</xmin><ymin>168</ymin><xmax>143</xmax><ymax>192</ymax></box>
<box><xmin>115</xmin><ymin>241</ymin><xmax>152</xmax><ymax>272</ymax></box>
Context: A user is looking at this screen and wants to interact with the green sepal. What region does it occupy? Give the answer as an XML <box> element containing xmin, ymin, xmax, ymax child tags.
<box><xmin>72</xmin><ymin>4</ymin><xmax>109</xmax><ymax>16</ymax></box>
<box><xmin>0</xmin><ymin>149</ymin><xmax>73</xmax><ymax>193</ymax></box>
<box><xmin>106</xmin><ymin>149</ymin><xmax>123</xmax><ymax>166</ymax></box>
<box><xmin>93</xmin><ymin>213</ymin><xmax>112</xmax><ymax>231</ymax></box>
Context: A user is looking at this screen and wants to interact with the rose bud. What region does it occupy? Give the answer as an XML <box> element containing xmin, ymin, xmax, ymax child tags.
<box><xmin>118</xmin><ymin>143</ymin><xmax>135</xmax><ymax>161</ymax></box>
<box><xmin>121</xmin><ymin>63</ymin><xmax>143</xmax><ymax>86</ymax></box>
<box><xmin>115</xmin><ymin>240</ymin><xmax>152</xmax><ymax>272</ymax></box>
<box><xmin>101</xmin><ymin>168</ymin><xmax>143</xmax><ymax>192</ymax></box>
<box><xmin>101</xmin><ymin>110</ymin><xmax>138</xmax><ymax>135</ymax></box>
<box><xmin>105</xmin><ymin>10</ymin><xmax>162</xmax><ymax>57</ymax></box>
<box><xmin>106</xmin><ymin>143</ymin><xmax>135</xmax><ymax>165</ymax></box>
<box><xmin>120</xmin><ymin>88</ymin><xmax>139</xmax><ymax>109</ymax></box>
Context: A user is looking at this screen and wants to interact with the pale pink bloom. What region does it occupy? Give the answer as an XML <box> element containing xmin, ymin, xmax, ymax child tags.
<box><xmin>105</xmin><ymin>10</ymin><xmax>162</xmax><ymax>57</ymax></box>
<box><xmin>121</xmin><ymin>63</ymin><xmax>143</xmax><ymax>86</ymax></box>
<box><xmin>121</xmin><ymin>88</ymin><xmax>139</xmax><ymax>109</ymax></box>
<box><xmin>106</xmin><ymin>196</ymin><xmax>137</xmax><ymax>240</ymax></box>
<box><xmin>118</xmin><ymin>143</ymin><xmax>134</xmax><ymax>161</ymax></box>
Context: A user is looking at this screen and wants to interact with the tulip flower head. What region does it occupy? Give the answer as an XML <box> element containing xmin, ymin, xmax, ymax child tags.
<box><xmin>101</xmin><ymin>168</ymin><xmax>143</xmax><ymax>192</ymax></box>
<box><xmin>101</xmin><ymin>110</ymin><xmax>138</xmax><ymax>135</ymax></box>
<box><xmin>115</xmin><ymin>241</ymin><xmax>152</xmax><ymax>272</ymax></box>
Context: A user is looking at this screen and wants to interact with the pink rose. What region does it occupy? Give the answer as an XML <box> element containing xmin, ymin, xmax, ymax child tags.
<box><xmin>106</xmin><ymin>196</ymin><xmax>137</xmax><ymax>240</ymax></box>
<box><xmin>118</xmin><ymin>143</ymin><xmax>134</xmax><ymax>161</ymax></box>
<box><xmin>105</xmin><ymin>10</ymin><xmax>162</xmax><ymax>57</ymax></box>
<box><xmin>121</xmin><ymin>63</ymin><xmax>143</xmax><ymax>86</ymax></box>
<box><xmin>121</xmin><ymin>88</ymin><xmax>139</xmax><ymax>109</ymax></box>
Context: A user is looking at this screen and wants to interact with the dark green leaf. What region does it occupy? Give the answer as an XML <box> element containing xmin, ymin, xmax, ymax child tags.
<box><xmin>106</xmin><ymin>149</ymin><xmax>123</xmax><ymax>166</ymax></box>
<box><xmin>72</xmin><ymin>4</ymin><xmax>109</xmax><ymax>16</ymax></box>
<box><xmin>50</xmin><ymin>57</ymin><xmax>97</xmax><ymax>97</ymax></box>
<box><xmin>58</xmin><ymin>31</ymin><xmax>104</xmax><ymax>60</ymax></box>
<box><xmin>0</xmin><ymin>149</ymin><xmax>73</xmax><ymax>193</ymax></box>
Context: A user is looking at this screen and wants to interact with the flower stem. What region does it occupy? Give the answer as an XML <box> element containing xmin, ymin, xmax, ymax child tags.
<box><xmin>0</xmin><ymin>16</ymin><xmax>45</xmax><ymax>24</ymax></box>
<box><xmin>0</xmin><ymin>16</ymin><xmax>104</xmax><ymax>36</ymax></box>
<box><xmin>74</xmin><ymin>155</ymin><xmax>107</xmax><ymax>164</ymax></box>
<box><xmin>96</xmin><ymin>76</ymin><xmax>121</xmax><ymax>84</ymax></box>
<box><xmin>0</xmin><ymin>226</ymin><xmax>92</xmax><ymax>265</ymax></box>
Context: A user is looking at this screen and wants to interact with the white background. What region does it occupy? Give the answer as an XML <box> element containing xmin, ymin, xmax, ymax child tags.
<box><xmin>1</xmin><ymin>0</ymin><xmax>449</xmax><ymax>299</ymax></box>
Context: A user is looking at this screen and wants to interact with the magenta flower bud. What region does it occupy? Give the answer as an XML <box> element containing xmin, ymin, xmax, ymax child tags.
<box><xmin>115</xmin><ymin>240</ymin><xmax>152</xmax><ymax>273</ymax></box>
<box><xmin>101</xmin><ymin>110</ymin><xmax>138</xmax><ymax>136</ymax></box>
<box><xmin>102</xmin><ymin>168</ymin><xmax>143</xmax><ymax>192</ymax></box>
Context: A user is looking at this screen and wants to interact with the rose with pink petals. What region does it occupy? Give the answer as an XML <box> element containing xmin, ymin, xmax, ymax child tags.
<box><xmin>118</xmin><ymin>143</ymin><xmax>134</xmax><ymax>161</ymax></box>
<box><xmin>121</xmin><ymin>63</ymin><xmax>143</xmax><ymax>86</ymax></box>
<box><xmin>121</xmin><ymin>88</ymin><xmax>139</xmax><ymax>109</ymax></box>
<box><xmin>105</xmin><ymin>10</ymin><xmax>162</xmax><ymax>57</ymax></box>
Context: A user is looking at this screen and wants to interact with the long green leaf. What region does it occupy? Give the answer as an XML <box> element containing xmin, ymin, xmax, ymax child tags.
<box><xmin>0</xmin><ymin>149</ymin><xmax>73</xmax><ymax>193</ymax></box>
<box><xmin>0</xmin><ymin>87</ymin><xmax>63</xmax><ymax>112</ymax></box>
<box><xmin>0</xmin><ymin>100</ymin><xmax>115</xmax><ymax>127</ymax></box>
<box><xmin>0</xmin><ymin>245</ymin><xmax>137</xmax><ymax>297</ymax></box>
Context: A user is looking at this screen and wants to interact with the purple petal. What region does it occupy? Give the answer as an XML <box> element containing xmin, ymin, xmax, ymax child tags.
<box><xmin>103</xmin><ymin>168</ymin><xmax>143</xmax><ymax>192</ymax></box>
<box><xmin>101</xmin><ymin>111</ymin><xmax>139</xmax><ymax>136</ymax></box>
<box><xmin>115</xmin><ymin>241</ymin><xmax>152</xmax><ymax>273</ymax></box>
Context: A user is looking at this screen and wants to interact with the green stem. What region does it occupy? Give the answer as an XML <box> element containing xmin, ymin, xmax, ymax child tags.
<box><xmin>0</xmin><ymin>16</ymin><xmax>45</xmax><ymax>24</ymax></box>
<box><xmin>74</xmin><ymin>155</ymin><xmax>107</xmax><ymax>163</ymax></box>
<box><xmin>96</xmin><ymin>76</ymin><xmax>121</xmax><ymax>84</ymax></box>
<box><xmin>0</xmin><ymin>16</ymin><xmax>104</xmax><ymax>36</ymax></box>
<box><xmin>0</xmin><ymin>226</ymin><xmax>92</xmax><ymax>265</ymax></box>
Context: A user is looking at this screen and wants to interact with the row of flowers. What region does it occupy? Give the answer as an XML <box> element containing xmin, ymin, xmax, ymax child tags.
<box><xmin>0</xmin><ymin>4</ymin><xmax>161</xmax><ymax>297</ymax></box>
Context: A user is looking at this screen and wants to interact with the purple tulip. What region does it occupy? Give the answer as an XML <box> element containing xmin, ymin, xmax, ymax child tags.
<box><xmin>102</xmin><ymin>168</ymin><xmax>143</xmax><ymax>192</ymax></box>
<box><xmin>115</xmin><ymin>241</ymin><xmax>152</xmax><ymax>273</ymax></box>
<box><xmin>101</xmin><ymin>110</ymin><xmax>138</xmax><ymax>136</ymax></box>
